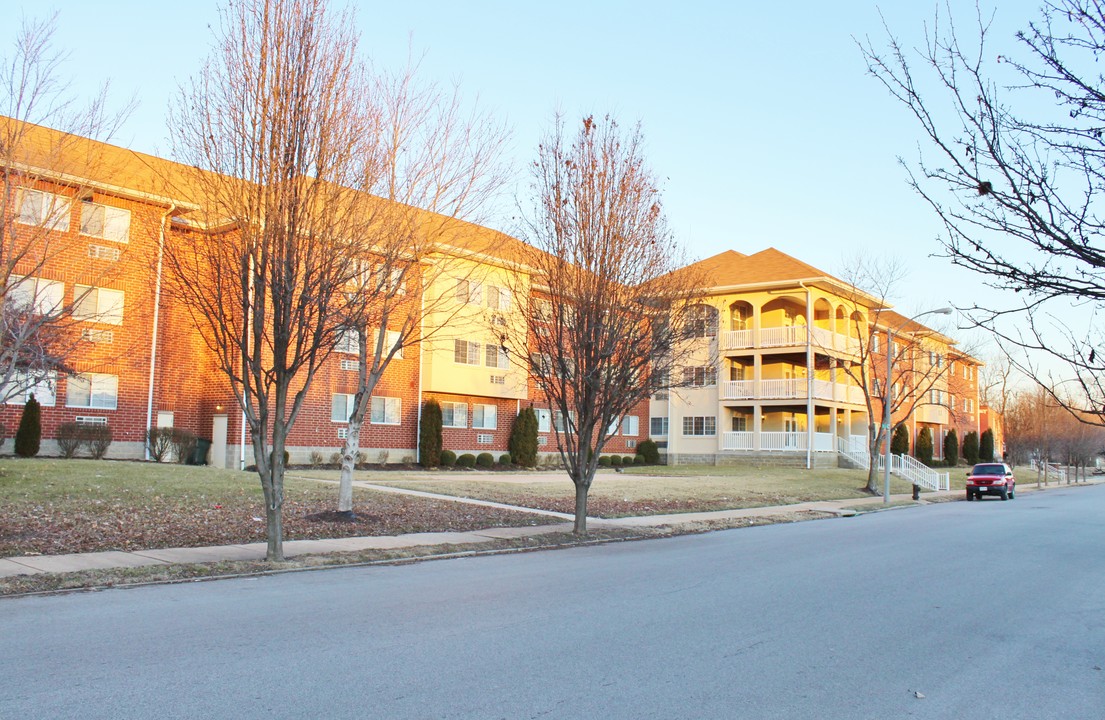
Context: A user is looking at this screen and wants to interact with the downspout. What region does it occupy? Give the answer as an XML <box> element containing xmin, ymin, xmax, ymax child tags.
<box><xmin>800</xmin><ymin>282</ymin><xmax>813</xmax><ymax>470</ymax></box>
<box><xmin>145</xmin><ymin>203</ymin><xmax>176</xmax><ymax>460</ymax></box>
<box><xmin>415</xmin><ymin>288</ymin><xmax>426</xmax><ymax>463</ymax></box>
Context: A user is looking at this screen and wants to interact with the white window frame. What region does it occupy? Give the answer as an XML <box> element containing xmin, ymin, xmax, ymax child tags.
<box><xmin>80</xmin><ymin>200</ymin><xmax>130</xmax><ymax>243</ymax></box>
<box><xmin>650</xmin><ymin>416</ymin><xmax>668</xmax><ymax>437</ymax></box>
<box><xmin>682</xmin><ymin>416</ymin><xmax>717</xmax><ymax>436</ymax></box>
<box><xmin>4</xmin><ymin>371</ymin><xmax>57</xmax><ymax>406</ymax></box>
<box><xmin>553</xmin><ymin>410</ymin><xmax>575</xmax><ymax>433</ymax></box>
<box><xmin>455</xmin><ymin>279</ymin><xmax>482</xmax><ymax>305</ymax></box>
<box><xmin>8</xmin><ymin>275</ymin><xmax>64</xmax><ymax>315</ymax></box>
<box><xmin>18</xmin><ymin>189</ymin><xmax>71</xmax><ymax>231</ymax></box>
<box><xmin>66</xmin><ymin>373</ymin><xmax>118</xmax><ymax>410</ymax></box>
<box><xmin>621</xmin><ymin>415</ymin><xmax>639</xmax><ymax>436</ymax></box>
<box><xmin>536</xmin><ymin>408</ymin><xmax>551</xmax><ymax>433</ymax></box>
<box><xmin>441</xmin><ymin>401</ymin><xmax>467</xmax><ymax>428</ymax></box>
<box><xmin>331</xmin><ymin>393</ymin><xmax>356</xmax><ymax>423</ymax></box>
<box><xmin>485</xmin><ymin>343</ymin><xmax>509</xmax><ymax>369</ymax></box>
<box><xmin>473</xmin><ymin>403</ymin><xmax>497</xmax><ymax>430</ymax></box>
<box><xmin>370</xmin><ymin>396</ymin><xmax>401</xmax><ymax>425</ymax></box>
<box><xmin>486</xmin><ymin>285</ymin><xmax>511</xmax><ymax>311</ymax></box>
<box><xmin>372</xmin><ymin>328</ymin><xmax>403</xmax><ymax>360</ymax></box>
<box><xmin>336</xmin><ymin>328</ymin><xmax>360</xmax><ymax>355</ymax></box>
<box><xmin>454</xmin><ymin>339</ymin><xmax>482</xmax><ymax>365</ymax></box>
<box><xmin>73</xmin><ymin>285</ymin><xmax>124</xmax><ymax>325</ymax></box>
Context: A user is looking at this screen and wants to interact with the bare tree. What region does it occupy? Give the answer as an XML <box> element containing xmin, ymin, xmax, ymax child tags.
<box><xmin>163</xmin><ymin>0</ymin><xmax>371</xmax><ymax>561</ymax></box>
<box><xmin>827</xmin><ymin>256</ymin><xmax>968</xmax><ymax>493</ymax></box>
<box><xmin>0</xmin><ymin>15</ymin><xmax>130</xmax><ymax>404</ymax></box>
<box><xmin>515</xmin><ymin>114</ymin><xmax>700</xmax><ymax>534</ymax></box>
<box><xmin>331</xmin><ymin>60</ymin><xmax>510</xmax><ymax>514</ymax></box>
<box><xmin>860</xmin><ymin>1</ymin><xmax>1105</xmax><ymax>425</ymax></box>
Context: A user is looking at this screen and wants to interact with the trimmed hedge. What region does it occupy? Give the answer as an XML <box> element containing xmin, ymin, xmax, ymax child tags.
<box><xmin>456</xmin><ymin>453</ymin><xmax>476</xmax><ymax>468</ymax></box>
<box><xmin>14</xmin><ymin>394</ymin><xmax>41</xmax><ymax>458</ymax></box>
<box><xmin>476</xmin><ymin>452</ymin><xmax>494</xmax><ymax>468</ymax></box>
<box><xmin>498</xmin><ymin>453</ymin><xmax>512</xmax><ymax>466</ymax></box>
<box><xmin>420</xmin><ymin>400</ymin><xmax>443</xmax><ymax>467</ymax></box>
<box><xmin>636</xmin><ymin>439</ymin><xmax>660</xmax><ymax>464</ymax></box>
<box><xmin>441</xmin><ymin>449</ymin><xmax>457</xmax><ymax>467</ymax></box>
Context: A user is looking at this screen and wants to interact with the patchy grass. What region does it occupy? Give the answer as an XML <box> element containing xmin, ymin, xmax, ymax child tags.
<box><xmin>0</xmin><ymin>459</ymin><xmax>546</xmax><ymax>557</ymax></box>
<box><xmin>340</xmin><ymin>465</ymin><xmax>921</xmax><ymax>517</ymax></box>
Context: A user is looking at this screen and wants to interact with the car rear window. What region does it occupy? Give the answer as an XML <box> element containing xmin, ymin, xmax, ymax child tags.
<box><xmin>972</xmin><ymin>464</ymin><xmax>1005</xmax><ymax>475</ymax></box>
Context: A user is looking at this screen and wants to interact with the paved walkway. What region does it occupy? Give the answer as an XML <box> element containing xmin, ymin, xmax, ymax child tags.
<box><xmin>0</xmin><ymin>476</ymin><xmax>1093</xmax><ymax>579</ymax></box>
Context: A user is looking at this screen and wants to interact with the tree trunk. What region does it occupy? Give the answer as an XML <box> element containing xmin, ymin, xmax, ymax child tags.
<box><xmin>259</xmin><ymin>463</ymin><xmax>285</xmax><ymax>562</ymax></box>
<box><xmin>337</xmin><ymin>418</ymin><xmax>363</xmax><ymax>514</ymax></box>
<box><xmin>865</xmin><ymin>426</ymin><xmax>882</xmax><ymax>495</ymax></box>
<box><xmin>573</xmin><ymin>482</ymin><xmax>589</xmax><ymax>535</ymax></box>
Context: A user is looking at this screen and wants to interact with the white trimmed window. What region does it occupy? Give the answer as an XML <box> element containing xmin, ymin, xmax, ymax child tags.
<box><xmin>682</xmin><ymin>416</ymin><xmax>716</xmax><ymax>436</ymax></box>
<box><xmin>18</xmin><ymin>189</ymin><xmax>71</xmax><ymax>231</ymax></box>
<box><xmin>80</xmin><ymin>201</ymin><xmax>130</xmax><ymax>243</ymax></box>
<box><xmin>621</xmin><ymin>415</ymin><xmax>639</xmax><ymax>436</ymax></box>
<box><xmin>442</xmin><ymin>401</ymin><xmax>467</xmax><ymax>428</ymax></box>
<box><xmin>454</xmin><ymin>339</ymin><xmax>481</xmax><ymax>365</ymax></box>
<box><xmin>66</xmin><ymin>373</ymin><xmax>118</xmax><ymax>409</ymax></box>
<box><xmin>8</xmin><ymin>276</ymin><xmax>64</xmax><ymax>315</ymax></box>
<box><xmin>485</xmin><ymin>343</ymin><xmax>509</xmax><ymax>369</ymax></box>
<box><xmin>486</xmin><ymin>285</ymin><xmax>511</xmax><ymax>311</ymax></box>
<box><xmin>336</xmin><ymin>328</ymin><xmax>360</xmax><ymax>355</ymax></box>
<box><xmin>371</xmin><ymin>328</ymin><xmax>403</xmax><ymax>360</ymax></box>
<box><xmin>683</xmin><ymin>366</ymin><xmax>717</xmax><ymax>387</ymax></box>
<box><xmin>473</xmin><ymin>403</ymin><xmax>497</xmax><ymax>430</ymax></box>
<box><xmin>3</xmin><ymin>371</ymin><xmax>56</xmax><ymax>406</ymax></box>
<box><xmin>331</xmin><ymin>393</ymin><xmax>356</xmax><ymax>423</ymax></box>
<box><xmin>553</xmin><ymin>410</ymin><xmax>575</xmax><ymax>433</ymax></box>
<box><xmin>536</xmin><ymin>408</ymin><xmax>551</xmax><ymax>433</ymax></box>
<box><xmin>455</xmin><ymin>279</ymin><xmax>482</xmax><ymax>305</ymax></box>
<box><xmin>650</xmin><ymin>417</ymin><xmax>668</xmax><ymax>437</ymax></box>
<box><xmin>370</xmin><ymin>396</ymin><xmax>401</xmax><ymax>425</ymax></box>
<box><xmin>74</xmin><ymin>285</ymin><xmax>124</xmax><ymax>325</ymax></box>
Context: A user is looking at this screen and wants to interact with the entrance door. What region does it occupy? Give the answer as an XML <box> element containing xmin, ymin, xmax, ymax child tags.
<box><xmin>784</xmin><ymin>416</ymin><xmax>799</xmax><ymax>447</ymax></box>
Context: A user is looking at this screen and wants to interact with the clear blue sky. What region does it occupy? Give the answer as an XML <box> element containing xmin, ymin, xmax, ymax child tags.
<box><xmin>15</xmin><ymin>0</ymin><xmax>1055</xmax><ymax>364</ymax></box>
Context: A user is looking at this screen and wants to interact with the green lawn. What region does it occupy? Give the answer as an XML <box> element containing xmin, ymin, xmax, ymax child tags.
<box><xmin>314</xmin><ymin>464</ymin><xmax>925</xmax><ymax>517</ymax></box>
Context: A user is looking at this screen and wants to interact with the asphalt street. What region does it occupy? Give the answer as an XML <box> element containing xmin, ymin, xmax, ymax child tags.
<box><xmin>3</xmin><ymin>484</ymin><xmax>1103</xmax><ymax>719</ymax></box>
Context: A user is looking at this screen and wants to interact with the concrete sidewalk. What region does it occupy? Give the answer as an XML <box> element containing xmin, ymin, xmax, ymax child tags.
<box><xmin>0</xmin><ymin>478</ymin><xmax>1089</xmax><ymax>579</ymax></box>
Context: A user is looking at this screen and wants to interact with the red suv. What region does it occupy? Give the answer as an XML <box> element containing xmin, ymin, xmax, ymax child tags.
<box><xmin>966</xmin><ymin>463</ymin><xmax>1016</xmax><ymax>501</ymax></box>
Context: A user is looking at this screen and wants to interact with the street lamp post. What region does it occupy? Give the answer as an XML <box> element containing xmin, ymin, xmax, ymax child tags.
<box><xmin>883</xmin><ymin>307</ymin><xmax>953</xmax><ymax>504</ymax></box>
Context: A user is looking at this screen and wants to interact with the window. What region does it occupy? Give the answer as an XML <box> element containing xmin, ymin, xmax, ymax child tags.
<box><xmin>8</xmin><ymin>276</ymin><xmax>64</xmax><ymax>315</ymax></box>
<box><xmin>486</xmin><ymin>285</ymin><xmax>511</xmax><ymax>311</ymax></box>
<box><xmin>650</xmin><ymin>417</ymin><xmax>669</xmax><ymax>437</ymax></box>
<box><xmin>331</xmin><ymin>393</ymin><xmax>356</xmax><ymax>423</ymax></box>
<box><xmin>872</xmin><ymin>334</ymin><xmax>880</xmax><ymax>353</ymax></box>
<box><xmin>473</xmin><ymin>404</ymin><xmax>497</xmax><ymax>430</ymax></box>
<box><xmin>442</xmin><ymin>401</ymin><xmax>467</xmax><ymax>428</ymax></box>
<box><xmin>621</xmin><ymin>416</ymin><xmax>639</xmax><ymax>436</ymax></box>
<box><xmin>685</xmin><ymin>304</ymin><xmax>718</xmax><ymax>338</ymax></box>
<box><xmin>485</xmin><ymin>343</ymin><xmax>509</xmax><ymax>369</ymax></box>
<box><xmin>455</xmin><ymin>279</ymin><xmax>482</xmax><ymax>305</ymax></box>
<box><xmin>340</xmin><ymin>358</ymin><xmax>358</xmax><ymax>371</ymax></box>
<box><xmin>454</xmin><ymin>339</ymin><xmax>482</xmax><ymax>365</ymax></box>
<box><xmin>81</xmin><ymin>329</ymin><xmax>114</xmax><ymax>344</ymax></box>
<box><xmin>731</xmin><ymin>416</ymin><xmax>748</xmax><ymax>431</ymax></box>
<box><xmin>88</xmin><ymin>244</ymin><xmax>120</xmax><ymax>262</ymax></box>
<box><xmin>683</xmin><ymin>366</ymin><xmax>717</xmax><ymax>387</ymax></box>
<box><xmin>554</xmin><ymin>410</ymin><xmax>575</xmax><ymax>432</ymax></box>
<box><xmin>74</xmin><ymin>285</ymin><xmax>124</xmax><ymax>325</ymax></box>
<box><xmin>371</xmin><ymin>329</ymin><xmax>403</xmax><ymax>360</ymax></box>
<box><xmin>536</xmin><ymin>408</ymin><xmax>551</xmax><ymax>433</ymax></box>
<box><xmin>80</xmin><ymin>201</ymin><xmax>130</xmax><ymax>242</ymax></box>
<box><xmin>682</xmin><ymin>416</ymin><xmax>716</xmax><ymax>436</ymax></box>
<box><xmin>18</xmin><ymin>189</ymin><xmax>71</xmax><ymax>231</ymax></box>
<box><xmin>370</xmin><ymin>396</ymin><xmax>401</xmax><ymax>424</ymax></box>
<box><xmin>336</xmin><ymin>328</ymin><xmax>360</xmax><ymax>354</ymax></box>
<box><xmin>66</xmin><ymin>373</ymin><xmax>118</xmax><ymax>409</ymax></box>
<box><xmin>3</xmin><ymin>371</ymin><xmax>56</xmax><ymax>406</ymax></box>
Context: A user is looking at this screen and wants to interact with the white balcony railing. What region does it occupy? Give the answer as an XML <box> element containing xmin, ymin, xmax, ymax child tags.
<box><xmin>720</xmin><ymin>325</ymin><xmax>863</xmax><ymax>354</ymax></box>
<box><xmin>720</xmin><ymin>379</ymin><xmax>866</xmax><ymax>405</ymax></box>
<box><xmin>721</xmin><ymin>431</ymin><xmax>754</xmax><ymax>450</ymax></box>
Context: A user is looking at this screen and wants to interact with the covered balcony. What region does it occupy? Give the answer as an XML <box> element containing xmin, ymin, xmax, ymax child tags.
<box><xmin>719</xmin><ymin>378</ymin><xmax>866</xmax><ymax>404</ymax></box>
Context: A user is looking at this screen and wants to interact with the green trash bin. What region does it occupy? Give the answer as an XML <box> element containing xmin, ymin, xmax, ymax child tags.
<box><xmin>189</xmin><ymin>438</ymin><xmax>212</xmax><ymax>465</ymax></box>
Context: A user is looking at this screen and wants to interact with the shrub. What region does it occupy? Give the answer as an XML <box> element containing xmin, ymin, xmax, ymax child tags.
<box><xmin>916</xmin><ymin>427</ymin><xmax>934</xmax><ymax>466</ymax></box>
<box><xmin>634</xmin><ymin>454</ymin><xmax>646</xmax><ymax>465</ymax></box>
<box><xmin>419</xmin><ymin>400</ymin><xmax>443</xmax><ymax>467</ymax></box>
<box><xmin>598</xmin><ymin>455</ymin><xmax>611</xmax><ymax>467</ymax></box>
<box><xmin>147</xmin><ymin>427</ymin><xmax>174</xmax><ymax>462</ymax></box>
<box><xmin>456</xmin><ymin>453</ymin><xmax>476</xmax><ymax>468</ymax></box>
<box><xmin>509</xmin><ymin>407</ymin><xmax>539</xmax><ymax>467</ymax></box>
<box><xmin>622</xmin><ymin>455</ymin><xmax>635</xmax><ymax>465</ymax></box>
<box><xmin>56</xmin><ymin>422</ymin><xmax>83</xmax><ymax>459</ymax></box>
<box><xmin>498</xmin><ymin>453</ymin><xmax>512</xmax><ymax>466</ymax></box>
<box><xmin>0</xmin><ymin>422</ymin><xmax>8</xmax><ymax>453</ymax></box>
<box><xmin>476</xmin><ymin>452</ymin><xmax>494</xmax><ymax>468</ymax></box>
<box><xmin>170</xmin><ymin>429</ymin><xmax>197</xmax><ymax>465</ymax></box>
<box><xmin>309</xmin><ymin>451</ymin><xmax>324</xmax><ymax>466</ymax></box>
<box><xmin>963</xmin><ymin>431</ymin><xmax>980</xmax><ymax>466</ymax></box>
<box><xmin>440</xmin><ymin>449</ymin><xmax>457</xmax><ymax>467</ymax></box>
<box><xmin>356</xmin><ymin>451</ymin><xmax>368</xmax><ymax>466</ymax></box>
<box><xmin>610</xmin><ymin>455</ymin><xmax>622</xmax><ymax>466</ymax></box>
<box><xmin>329</xmin><ymin>451</ymin><xmax>342</xmax><ymax>465</ymax></box>
<box><xmin>979</xmin><ymin>428</ymin><xmax>995</xmax><ymax>462</ymax></box>
<box><xmin>636</xmin><ymin>439</ymin><xmax>660</xmax><ymax>465</ymax></box>
<box><xmin>943</xmin><ymin>428</ymin><xmax>959</xmax><ymax>467</ymax></box>
<box><xmin>14</xmin><ymin>394</ymin><xmax>41</xmax><ymax>458</ymax></box>
<box><xmin>890</xmin><ymin>424</ymin><xmax>910</xmax><ymax>456</ymax></box>
<box><xmin>84</xmin><ymin>424</ymin><xmax>113</xmax><ymax>459</ymax></box>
